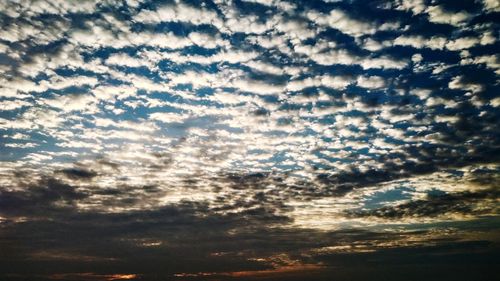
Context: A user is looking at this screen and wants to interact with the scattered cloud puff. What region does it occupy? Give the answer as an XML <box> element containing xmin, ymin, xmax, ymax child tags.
<box><xmin>426</xmin><ymin>5</ymin><xmax>471</xmax><ymax>26</ymax></box>
<box><xmin>483</xmin><ymin>0</ymin><xmax>500</xmax><ymax>12</ymax></box>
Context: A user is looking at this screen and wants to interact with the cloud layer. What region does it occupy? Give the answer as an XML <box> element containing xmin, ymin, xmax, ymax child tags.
<box><xmin>0</xmin><ymin>0</ymin><xmax>499</xmax><ymax>280</ymax></box>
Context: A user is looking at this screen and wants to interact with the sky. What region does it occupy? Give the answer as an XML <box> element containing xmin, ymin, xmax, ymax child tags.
<box><xmin>0</xmin><ymin>0</ymin><xmax>499</xmax><ymax>280</ymax></box>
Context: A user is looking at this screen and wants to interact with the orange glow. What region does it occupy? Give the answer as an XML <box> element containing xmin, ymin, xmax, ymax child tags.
<box><xmin>107</xmin><ymin>274</ymin><xmax>137</xmax><ymax>280</ymax></box>
<box><xmin>48</xmin><ymin>273</ymin><xmax>137</xmax><ymax>280</ymax></box>
<box><xmin>174</xmin><ymin>263</ymin><xmax>325</xmax><ymax>278</ymax></box>
<box><xmin>174</xmin><ymin>272</ymin><xmax>218</xmax><ymax>277</ymax></box>
<box><xmin>227</xmin><ymin>264</ymin><xmax>325</xmax><ymax>277</ymax></box>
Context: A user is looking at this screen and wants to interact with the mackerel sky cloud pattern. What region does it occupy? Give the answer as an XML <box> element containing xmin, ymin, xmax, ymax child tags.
<box><xmin>0</xmin><ymin>0</ymin><xmax>499</xmax><ymax>280</ymax></box>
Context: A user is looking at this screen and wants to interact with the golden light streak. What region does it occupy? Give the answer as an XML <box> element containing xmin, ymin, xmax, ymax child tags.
<box><xmin>48</xmin><ymin>273</ymin><xmax>138</xmax><ymax>280</ymax></box>
<box><xmin>107</xmin><ymin>274</ymin><xmax>137</xmax><ymax>280</ymax></box>
<box><xmin>174</xmin><ymin>263</ymin><xmax>325</xmax><ymax>278</ymax></box>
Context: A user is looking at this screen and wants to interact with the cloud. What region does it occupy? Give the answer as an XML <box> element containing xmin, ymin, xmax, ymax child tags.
<box><xmin>1</xmin><ymin>1</ymin><xmax>499</xmax><ymax>279</ymax></box>
<box><xmin>393</xmin><ymin>35</ymin><xmax>447</xmax><ymax>50</ymax></box>
<box><xmin>0</xmin><ymin>78</ymin><xmax>46</xmax><ymax>98</ymax></box>
<box><xmin>426</xmin><ymin>5</ymin><xmax>471</xmax><ymax>26</ymax></box>
<box><xmin>448</xmin><ymin>76</ymin><xmax>483</xmax><ymax>93</ymax></box>
<box><xmin>360</xmin><ymin>38</ymin><xmax>389</xmax><ymax>51</ymax></box>
<box><xmin>105</xmin><ymin>53</ymin><xmax>150</xmax><ymax>68</ymax></box>
<box><xmin>42</xmin><ymin>93</ymin><xmax>98</xmax><ymax>113</ymax></box>
<box><xmin>490</xmin><ymin>97</ymin><xmax>500</xmax><ymax>107</ymax></box>
<box><xmin>1</xmin><ymin>107</ymin><xmax>63</xmax><ymax>129</ymax></box>
<box><xmin>158</xmin><ymin>49</ymin><xmax>259</xmax><ymax>65</ymax></box>
<box><xmin>393</xmin><ymin>0</ymin><xmax>427</xmax><ymax>15</ymax></box>
<box><xmin>58</xmin><ymin>168</ymin><xmax>98</xmax><ymax>180</ymax></box>
<box><xmin>0</xmin><ymin>99</ymin><xmax>32</xmax><ymax>111</ymax></box>
<box><xmin>359</xmin><ymin>56</ymin><xmax>407</xmax><ymax>70</ymax></box>
<box><xmin>286</xmin><ymin>75</ymin><xmax>354</xmax><ymax>91</ymax></box>
<box><xmin>461</xmin><ymin>55</ymin><xmax>500</xmax><ymax>74</ymax></box>
<box><xmin>482</xmin><ymin>0</ymin><xmax>500</xmax><ymax>12</ymax></box>
<box><xmin>133</xmin><ymin>2</ymin><xmax>223</xmax><ymax>29</ymax></box>
<box><xmin>0</xmin><ymin>177</ymin><xmax>88</xmax><ymax>217</ymax></box>
<box><xmin>348</xmin><ymin>188</ymin><xmax>499</xmax><ymax>219</ymax></box>
<box><xmin>445</xmin><ymin>37</ymin><xmax>481</xmax><ymax>51</ymax></box>
<box><xmin>393</xmin><ymin>2</ymin><xmax>471</xmax><ymax>27</ymax></box>
<box><xmin>274</xmin><ymin>17</ymin><xmax>317</xmax><ymax>40</ymax></box>
<box><xmin>306</xmin><ymin>9</ymin><xmax>396</xmax><ymax>37</ymax></box>
<box><xmin>40</xmin><ymin>75</ymin><xmax>99</xmax><ymax>90</ymax></box>
<box><xmin>356</xmin><ymin>76</ymin><xmax>386</xmax><ymax>89</ymax></box>
<box><xmin>188</xmin><ymin>31</ymin><xmax>229</xmax><ymax>49</ymax></box>
<box><xmin>149</xmin><ymin>112</ymin><xmax>188</xmax><ymax>123</ymax></box>
<box><xmin>304</xmin><ymin>45</ymin><xmax>407</xmax><ymax>69</ymax></box>
<box><xmin>70</xmin><ymin>25</ymin><xmax>194</xmax><ymax>49</ymax></box>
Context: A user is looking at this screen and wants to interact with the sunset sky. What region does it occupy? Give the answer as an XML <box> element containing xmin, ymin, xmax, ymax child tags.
<box><xmin>0</xmin><ymin>0</ymin><xmax>499</xmax><ymax>280</ymax></box>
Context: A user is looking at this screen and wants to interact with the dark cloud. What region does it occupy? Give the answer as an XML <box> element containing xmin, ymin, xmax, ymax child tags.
<box><xmin>348</xmin><ymin>188</ymin><xmax>499</xmax><ymax>219</ymax></box>
<box><xmin>1</xmin><ymin>207</ymin><xmax>498</xmax><ymax>281</ymax></box>
<box><xmin>0</xmin><ymin>177</ymin><xmax>87</xmax><ymax>218</ymax></box>
<box><xmin>58</xmin><ymin>168</ymin><xmax>98</xmax><ymax>180</ymax></box>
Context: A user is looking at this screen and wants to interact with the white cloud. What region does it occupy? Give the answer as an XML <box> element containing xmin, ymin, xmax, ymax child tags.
<box><xmin>240</xmin><ymin>0</ymin><xmax>296</xmax><ymax>11</ymax></box>
<box><xmin>361</xmin><ymin>38</ymin><xmax>387</xmax><ymax>51</ymax></box>
<box><xmin>461</xmin><ymin>54</ymin><xmax>500</xmax><ymax>74</ymax></box>
<box><xmin>244</xmin><ymin>60</ymin><xmax>284</xmax><ymax>75</ymax></box>
<box><xmin>14</xmin><ymin>108</ymin><xmax>64</xmax><ymax>129</ymax></box>
<box><xmin>92</xmin><ymin>85</ymin><xmax>137</xmax><ymax>101</ymax></box>
<box><xmin>40</xmin><ymin>75</ymin><xmax>99</xmax><ymax>90</ymax></box>
<box><xmin>480</xmin><ymin>31</ymin><xmax>496</xmax><ymax>45</ymax></box>
<box><xmin>275</xmin><ymin>17</ymin><xmax>317</xmax><ymax>40</ymax></box>
<box><xmin>106</xmin><ymin>53</ymin><xmax>149</xmax><ymax>68</ymax></box>
<box><xmin>42</xmin><ymin>93</ymin><xmax>98</xmax><ymax>113</ymax></box>
<box><xmin>435</xmin><ymin>115</ymin><xmax>460</xmax><ymax>124</ymax></box>
<box><xmin>411</xmin><ymin>53</ymin><xmax>423</xmax><ymax>63</ymax></box>
<box><xmin>138</xmin><ymin>4</ymin><xmax>271</xmax><ymax>38</ymax></box>
<box><xmin>232</xmin><ymin>79</ymin><xmax>285</xmax><ymax>95</ymax></box>
<box><xmin>94</xmin><ymin>118</ymin><xmax>156</xmax><ymax>132</ymax></box>
<box><xmin>445</xmin><ymin>37</ymin><xmax>480</xmax><ymax>51</ymax></box>
<box><xmin>304</xmin><ymin>45</ymin><xmax>407</xmax><ymax>70</ymax></box>
<box><xmin>167</xmin><ymin>69</ymin><xmax>237</xmax><ymax>90</ymax></box>
<box><xmin>0</xmin><ymin>18</ymin><xmax>69</xmax><ymax>46</ymax></box>
<box><xmin>410</xmin><ymin>88</ymin><xmax>432</xmax><ymax>100</ymax></box>
<box><xmin>448</xmin><ymin>76</ymin><xmax>483</xmax><ymax>93</ymax></box>
<box><xmin>306</xmin><ymin>9</ymin><xmax>376</xmax><ymax>37</ymax></box>
<box><xmin>393</xmin><ymin>33</ymin><xmax>488</xmax><ymax>51</ymax></box>
<box><xmin>426</xmin><ymin>5</ymin><xmax>470</xmax><ymax>26</ymax></box>
<box><xmin>0</xmin><ymin>99</ymin><xmax>32</xmax><ymax>111</ymax></box>
<box><xmin>216</xmin><ymin>2</ymin><xmax>277</xmax><ymax>34</ymax></box>
<box><xmin>0</xmin><ymin>22</ymin><xmax>42</xmax><ymax>42</ymax></box>
<box><xmin>0</xmin><ymin>78</ymin><xmax>45</xmax><ymax>98</ymax></box>
<box><xmin>188</xmin><ymin>32</ymin><xmax>229</xmax><ymax>49</ymax></box>
<box><xmin>70</xmin><ymin>24</ymin><xmax>194</xmax><ymax>49</ymax></box>
<box><xmin>483</xmin><ymin>0</ymin><xmax>500</xmax><ymax>12</ymax></box>
<box><xmin>356</xmin><ymin>76</ymin><xmax>386</xmax><ymax>89</ymax></box>
<box><xmin>248</xmin><ymin>34</ymin><xmax>289</xmax><ymax>50</ymax></box>
<box><xmin>27</xmin><ymin>0</ymin><xmax>98</xmax><ymax>15</ymax></box>
<box><xmin>393</xmin><ymin>0</ymin><xmax>427</xmax><ymax>14</ymax></box>
<box><xmin>393</xmin><ymin>35</ymin><xmax>447</xmax><ymax>50</ymax></box>
<box><xmin>133</xmin><ymin>3</ymin><xmax>223</xmax><ymax>30</ymax></box>
<box><xmin>380</xmin><ymin>110</ymin><xmax>415</xmax><ymax>123</ymax></box>
<box><xmin>425</xmin><ymin>97</ymin><xmax>458</xmax><ymax>108</ymax></box>
<box><xmin>359</xmin><ymin>56</ymin><xmax>407</xmax><ymax>70</ymax></box>
<box><xmin>158</xmin><ymin>49</ymin><xmax>259</xmax><ymax>65</ymax></box>
<box><xmin>16</xmin><ymin>43</ymin><xmax>86</xmax><ymax>78</ymax></box>
<box><xmin>210</xmin><ymin>91</ymin><xmax>255</xmax><ymax>105</ymax></box>
<box><xmin>490</xmin><ymin>97</ymin><xmax>500</xmax><ymax>107</ymax></box>
<box><xmin>286</xmin><ymin>75</ymin><xmax>354</xmax><ymax>91</ymax></box>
